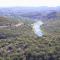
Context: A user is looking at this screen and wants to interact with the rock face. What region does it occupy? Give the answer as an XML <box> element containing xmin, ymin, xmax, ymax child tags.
<box><xmin>0</xmin><ymin>33</ymin><xmax>7</xmax><ymax>39</ymax></box>
<box><xmin>32</xmin><ymin>21</ymin><xmax>44</xmax><ymax>37</ymax></box>
<box><xmin>26</xmin><ymin>53</ymin><xmax>56</xmax><ymax>60</ymax></box>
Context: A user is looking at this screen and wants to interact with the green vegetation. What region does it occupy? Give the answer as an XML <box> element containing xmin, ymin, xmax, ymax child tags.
<box><xmin>0</xmin><ymin>17</ymin><xmax>60</xmax><ymax>60</ymax></box>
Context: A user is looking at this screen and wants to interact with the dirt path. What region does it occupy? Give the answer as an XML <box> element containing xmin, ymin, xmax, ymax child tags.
<box><xmin>0</xmin><ymin>23</ymin><xmax>24</xmax><ymax>28</ymax></box>
<box><xmin>14</xmin><ymin>23</ymin><xmax>23</xmax><ymax>27</ymax></box>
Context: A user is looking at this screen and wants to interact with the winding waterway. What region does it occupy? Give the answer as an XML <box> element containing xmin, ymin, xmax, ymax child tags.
<box><xmin>32</xmin><ymin>21</ymin><xmax>44</xmax><ymax>37</ymax></box>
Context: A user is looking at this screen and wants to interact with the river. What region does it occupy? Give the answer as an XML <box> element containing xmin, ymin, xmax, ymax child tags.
<box><xmin>32</xmin><ymin>21</ymin><xmax>44</xmax><ymax>37</ymax></box>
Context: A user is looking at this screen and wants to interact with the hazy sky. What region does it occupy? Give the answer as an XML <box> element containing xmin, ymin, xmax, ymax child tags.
<box><xmin>0</xmin><ymin>0</ymin><xmax>60</xmax><ymax>7</ymax></box>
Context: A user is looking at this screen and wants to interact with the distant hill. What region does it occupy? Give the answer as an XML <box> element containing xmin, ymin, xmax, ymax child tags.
<box><xmin>0</xmin><ymin>16</ymin><xmax>20</xmax><ymax>26</ymax></box>
<box><xmin>0</xmin><ymin>7</ymin><xmax>60</xmax><ymax>21</ymax></box>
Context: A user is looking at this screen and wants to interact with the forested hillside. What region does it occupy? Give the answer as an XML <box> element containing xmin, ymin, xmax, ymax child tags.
<box><xmin>0</xmin><ymin>17</ymin><xmax>60</xmax><ymax>60</ymax></box>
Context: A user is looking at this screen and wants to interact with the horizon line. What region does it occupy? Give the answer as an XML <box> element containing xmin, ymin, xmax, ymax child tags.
<box><xmin>0</xmin><ymin>6</ymin><xmax>60</xmax><ymax>8</ymax></box>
